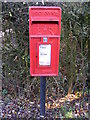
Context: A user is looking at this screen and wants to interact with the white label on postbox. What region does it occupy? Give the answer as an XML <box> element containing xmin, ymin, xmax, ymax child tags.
<box><xmin>39</xmin><ymin>44</ymin><xmax>51</xmax><ymax>66</ymax></box>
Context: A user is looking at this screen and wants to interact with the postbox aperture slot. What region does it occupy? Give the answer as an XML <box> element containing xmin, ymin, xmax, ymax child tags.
<box><xmin>31</xmin><ymin>21</ymin><xmax>58</xmax><ymax>24</ymax></box>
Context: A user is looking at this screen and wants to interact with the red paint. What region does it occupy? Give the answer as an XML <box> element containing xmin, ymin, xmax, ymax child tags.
<box><xmin>29</xmin><ymin>7</ymin><xmax>61</xmax><ymax>76</ymax></box>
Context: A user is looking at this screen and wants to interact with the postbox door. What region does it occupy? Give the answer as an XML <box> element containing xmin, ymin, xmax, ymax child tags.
<box><xmin>32</xmin><ymin>37</ymin><xmax>60</xmax><ymax>76</ymax></box>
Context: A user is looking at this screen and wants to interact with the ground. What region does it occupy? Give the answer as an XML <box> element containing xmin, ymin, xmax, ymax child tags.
<box><xmin>0</xmin><ymin>92</ymin><xmax>89</xmax><ymax>119</ymax></box>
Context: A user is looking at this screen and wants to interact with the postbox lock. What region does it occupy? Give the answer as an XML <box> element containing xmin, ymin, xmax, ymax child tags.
<box><xmin>43</xmin><ymin>38</ymin><xmax>48</xmax><ymax>42</ymax></box>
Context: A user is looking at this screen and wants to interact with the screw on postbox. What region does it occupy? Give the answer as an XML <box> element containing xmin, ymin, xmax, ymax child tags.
<box><xmin>29</xmin><ymin>7</ymin><xmax>61</xmax><ymax>76</ymax></box>
<box><xmin>29</xmin><ymin>7</ymin><xmax>61</xmax><ymax>117</ymax></box>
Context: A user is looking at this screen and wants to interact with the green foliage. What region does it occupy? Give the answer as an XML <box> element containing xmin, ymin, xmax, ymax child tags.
<box><xmin>2</xmin><ymin>2</ymin><xmax>89</xmax><ymax>97</ymax></box>
<box><xmin>2</xmin><ymin>89</ymin><xmax>8</xmax><ymax>96</ymax></box>
<box><xmin>60</xmin><ymin>2</ymin><xmax>88</xmax><ymax>94</ymax></box>
<box><xmin>65</xmin><ymin>111</ymin><xmax>73</xmax><ymax>118</ymax></box>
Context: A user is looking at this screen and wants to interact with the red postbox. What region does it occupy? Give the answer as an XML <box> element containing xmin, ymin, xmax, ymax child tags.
<box><xmin>29</xmin><ymin>7</ymin><xmax>61</xmax><ymax>76</ymax></box>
